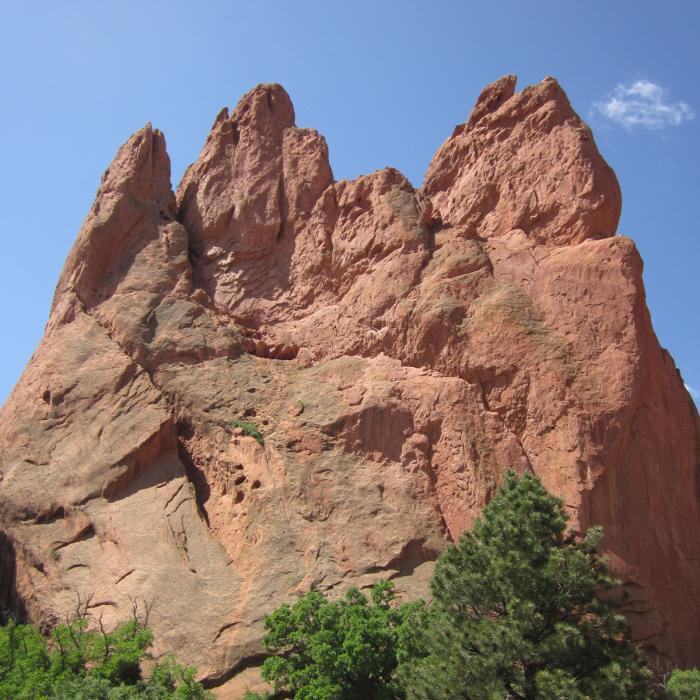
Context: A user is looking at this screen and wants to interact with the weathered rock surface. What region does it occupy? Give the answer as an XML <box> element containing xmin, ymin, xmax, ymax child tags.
<box><xmin>1</xmin><ymin>77</ymin><xmax>699</xmax><ymax>694</ymax></box>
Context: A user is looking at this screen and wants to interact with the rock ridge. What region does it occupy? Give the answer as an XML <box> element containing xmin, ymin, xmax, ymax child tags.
<box><xmin>1</xmin><ymin>76</ymin><xmax>699</xmax><ymax>696</ymax></box>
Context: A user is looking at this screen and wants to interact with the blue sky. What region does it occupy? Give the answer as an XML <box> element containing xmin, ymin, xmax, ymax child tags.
<box><xmin>1</xmin><ymin>1</ymin><xmax>698</xmax><ymax>404</ymax></box>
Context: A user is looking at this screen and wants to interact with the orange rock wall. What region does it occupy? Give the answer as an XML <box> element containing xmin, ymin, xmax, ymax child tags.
<box><xmin>1</xmin><ymin>77</ymin><xmax>698</xmax><ymax>690</ymax></box>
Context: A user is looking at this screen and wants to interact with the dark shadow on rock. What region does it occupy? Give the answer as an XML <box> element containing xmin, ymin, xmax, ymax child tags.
<box><xmin>0</xmin><ymin>531</ymin><xmax>27</xmax><ymax>623</ymax></box>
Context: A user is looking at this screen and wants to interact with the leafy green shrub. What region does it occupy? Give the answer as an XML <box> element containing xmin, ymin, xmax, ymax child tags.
<box><xmin>260</xmin><ymin>581</ymin><xmax>418</xmax><ymax>699</ymax></box>
<box><xmin>0</xmin><ymin>614</ymin><xmax>211</xmax><ymax>698</ymax></box>
<box><xmin>397</xmin><ymin>471</ymin><xmax>652</xmax><ymax>699</ymax></box>
<box><xmin>665</xmin><ymin>668</ymin><xmax>700</xmax><ymax>699</ymax></box>
<box><xmin>230</xmin><ymin>418</ymin><xmax>264</xmax><ymax>445</ymax></box>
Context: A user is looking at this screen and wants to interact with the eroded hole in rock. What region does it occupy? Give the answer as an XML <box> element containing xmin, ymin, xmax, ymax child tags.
<box><xmin>234</xmin><ymin>475</ymin><xmax>246</xmax><ymax>486</ymax></box>
<box><xmin>243</xmin><ymin>407</ymin><xmax>256</xmax><ymax>417</ymax></box>
<box><xmin>35</xmin><ymin>505</ymin><xmax>65</xmax><ymax>525</ymax></box>
<box><xmin>386</xmin><ymin>538</ymin><xmax>439</xmax><ymax>577</ymax></box>
<box><xmin>250</xmin><ymin>480</ymin><xmax>261</xmax><ymax>490</ymax></box>
<box><xmin>52</xmin><ymin>522</ymin><xmax>95</xmax><ymax>551</ymax></box>
<box><xmin>177</xmin><ymin>419</ymin><xmax>195</xmax><ymax>440</ymax></box>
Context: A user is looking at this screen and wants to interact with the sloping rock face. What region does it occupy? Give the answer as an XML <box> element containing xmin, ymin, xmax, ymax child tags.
<box><xmin>1</xmin><ymin>77</ymin><xmax>699</xmax><ymax>690</ymax></box>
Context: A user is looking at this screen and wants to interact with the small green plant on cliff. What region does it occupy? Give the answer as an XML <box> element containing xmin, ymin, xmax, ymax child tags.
<box><xmin>230</xmin><ymin>418</ymin><xmax>264</xmax><ymax>445</ymax></box>
<box><xmin>397</xmin><ymin>471</ymin><xmax>652</xmax><ymax>699</ymax></box>
<box><xmin>0</xmin><ymin>603</ymin><xmax>211</xmax><ymax>699</ymax></box>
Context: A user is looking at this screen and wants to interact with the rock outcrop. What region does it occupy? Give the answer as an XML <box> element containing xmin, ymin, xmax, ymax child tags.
<box><xmin>1</xmin><ymin>77</ymin><xmax>699</xmax><ymax>694</ymax></box>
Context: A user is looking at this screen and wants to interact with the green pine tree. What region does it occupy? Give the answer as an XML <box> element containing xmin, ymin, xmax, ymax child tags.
<box><xmin>397</xmin><ymin>471</ymin><xmax>651</xmax><ymax>700</ymax></box>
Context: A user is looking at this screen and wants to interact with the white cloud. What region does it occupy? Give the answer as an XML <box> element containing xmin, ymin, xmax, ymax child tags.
<box><xmin>595</xmin><ymin>80</ymin><xmax>694</xmax><ymax>129</ymax></box>
<box><xmin>685</xmin><ymin>383</ymin><xmax>699</xmax><ymax>403</ymax></box>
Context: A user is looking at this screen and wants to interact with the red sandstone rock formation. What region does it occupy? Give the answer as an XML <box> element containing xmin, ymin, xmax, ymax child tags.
<box><xmin>1</xmin><ymin>77</ymin><xmax>698</xmax><ymax>694</ymax></box>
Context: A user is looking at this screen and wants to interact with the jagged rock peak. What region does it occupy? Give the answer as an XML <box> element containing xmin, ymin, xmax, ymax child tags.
<box><xmin>50</xmin><ymin>123</ymin><xmax>176</xmax><ymax>324</ymax></box>
<box><xmin>94</xmin><ymin>123</ymin><xmax>173</xmax><ymax>213</ymax></box>
<box><xmin>208</xmin><ymin>83</ymin><xmax>296</xmax><ymax>134</ymax></box>
<box><xmin>466</xmin><ymin>73</ymin><xmax>518</xmax><ymax>129</ymax></box>
<box><xmin>423</xmin><ymin>75</ymin><xmax>622</xmax><ymax>246</ymax></box>
<box><xmin>175</xmin><ymin>83</ymin><xmax>333</xmax><ymax>314</ymax></box>
<box><xmin>231</xmin><ymin>82</ymin><xmax>296</xmax><ymax>132</ymax></box>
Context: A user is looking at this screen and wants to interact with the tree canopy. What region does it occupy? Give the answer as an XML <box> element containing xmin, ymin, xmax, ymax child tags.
<box><xmin>0</xmin><ymin>613</ymin><xmax>211</xmax><ymax>699</ymax></box>
<box><xmin>397</xmin><ymin>471</ymin><xmax>652</xmax><ymax>699</ymax></box>
<box><xmin>260</xmin><ymin>581</ymin><xmax>418</xmax><ymax>700</ymax></box>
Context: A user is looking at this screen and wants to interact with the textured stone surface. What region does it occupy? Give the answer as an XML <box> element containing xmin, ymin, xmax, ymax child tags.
<box><xmin>1</xmin><ymin>77</ymin><xmax>699</xmax><ymax>694</ymax></box>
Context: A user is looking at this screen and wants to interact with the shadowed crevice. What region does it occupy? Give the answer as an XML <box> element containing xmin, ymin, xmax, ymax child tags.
<box><xmin>175</xmin><ymin>419</ymin><xmax>211</xmax><ymax>528</ymax></box>
<box><xmin>0</xmin><ymin>531</ymin><xmax>27</xmax><ymax>624</ymax></box>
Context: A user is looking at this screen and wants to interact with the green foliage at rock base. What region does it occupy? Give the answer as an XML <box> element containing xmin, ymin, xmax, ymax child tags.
<box><xmin>0</xmin><ymin>616</ymin><xmax>211</xmax><ymax>699</ymax></box>
<box><xmin>665</xmin><ymin>668</ymin><xmax>700</xmax><ymax>699</ymax></box>
<box><xmin>397</xmin><ymin>471</ymin><xmax>652</xmax><ymax>699</ymax></box>
<box><xmin>259</xmin><ymin>581</ymin><xmax>419</xmax><ymax>700</ymax></box>
<box><xmin>7</xmin><ymin>471</ymin><xmax>685</xmax><ymax>699</ymax></box>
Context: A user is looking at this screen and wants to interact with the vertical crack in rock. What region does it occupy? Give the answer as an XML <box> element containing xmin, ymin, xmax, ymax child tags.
<box><xmin>174</xmin><ymin>418</ymin><xmax>211</xmax><ymax>528</ymax></box>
